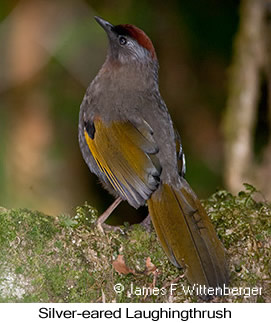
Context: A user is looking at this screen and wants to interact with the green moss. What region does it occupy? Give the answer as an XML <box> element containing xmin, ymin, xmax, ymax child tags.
<box><xmin>0</xmin><ymin>185</ymin><xmax>270</xmax><ymax>303</ymax></box>
<box><xmin>204</xmin><ymin>184</ymin><xmax>271</xmax><ymax>302</ymax></box>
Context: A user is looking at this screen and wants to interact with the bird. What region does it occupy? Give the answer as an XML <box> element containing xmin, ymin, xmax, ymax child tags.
<box><xmin>78</xmin><ymin>16</ymin><xmax>228</xmax><ymax>294</ymax></box>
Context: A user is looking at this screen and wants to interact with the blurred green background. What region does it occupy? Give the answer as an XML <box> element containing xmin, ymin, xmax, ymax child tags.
<box><xmin>0</xmin><ymin>0</ymin><xmax>239</xmax><ymax>221</ymax></box>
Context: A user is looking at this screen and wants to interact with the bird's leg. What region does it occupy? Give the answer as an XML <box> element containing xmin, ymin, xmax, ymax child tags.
<box><xmin>97</xmin><ymin>197</ymin><xmax>122</xmax><ymax>225</ymax></box>
<box><xmin>97</xmin><ymin>199</ymin><xmax>152</xmax><ymax>233</ymax></box>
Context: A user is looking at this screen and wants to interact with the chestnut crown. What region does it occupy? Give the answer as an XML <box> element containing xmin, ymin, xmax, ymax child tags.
<box><xmin>95</xmin><ymin>16</ymin><xmax>157</xmax><ymax>64</ymax></box>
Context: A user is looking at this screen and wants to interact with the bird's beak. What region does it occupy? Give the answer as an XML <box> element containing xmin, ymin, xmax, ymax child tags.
<box><xmin>94</xmin><ymin>16</ymin><xmax>114</xmax><ymax>36</ymax></box>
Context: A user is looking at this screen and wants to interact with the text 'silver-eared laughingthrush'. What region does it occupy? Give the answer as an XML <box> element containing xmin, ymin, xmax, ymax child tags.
<box><xmin>79</xmin><ymin>17</ymin><xmax>228</xmax><ymax>292</ymax></box>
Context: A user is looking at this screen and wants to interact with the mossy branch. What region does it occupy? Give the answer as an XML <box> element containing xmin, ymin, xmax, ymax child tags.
<box><xmin>0</xmin><ymin>185</ymin><xmax>270</xmax><ymax>302</ymax></box>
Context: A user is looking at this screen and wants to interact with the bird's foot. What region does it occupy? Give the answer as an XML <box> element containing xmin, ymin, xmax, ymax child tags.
<box><xmin>139</xmin><ymin>214</ymin><xmax>152</xmax><ymax>232</ymax></box>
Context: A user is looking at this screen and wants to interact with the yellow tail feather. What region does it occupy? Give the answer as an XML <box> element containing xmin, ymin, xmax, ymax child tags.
<box><xmin>147</xmin><ymin>180</ymin><xmax>228</xmax><ymax>290</ymax></box>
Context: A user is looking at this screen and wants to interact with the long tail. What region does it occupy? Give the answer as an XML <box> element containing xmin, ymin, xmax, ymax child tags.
<box><xmin>147</xmin><ymin>179</ymin><xmax>228</xmax><ymax>290</ymax></box>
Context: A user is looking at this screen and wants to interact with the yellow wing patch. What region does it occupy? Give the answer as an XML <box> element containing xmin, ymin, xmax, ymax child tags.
<box><xmin>84</xmin><ymin>127</ymin><xmax>128</xmax><ymax>199</ymax></box>
<box><xmin>84</xmin><ymin>119</ymin><xmax>160</xmax><ymax>207</ymax></box>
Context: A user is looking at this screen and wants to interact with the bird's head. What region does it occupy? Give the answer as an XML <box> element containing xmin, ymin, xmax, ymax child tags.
<box><xmin>95</xmin><ymin>16</ymin><xmax>157</xmax><ymax>66</ymax></box>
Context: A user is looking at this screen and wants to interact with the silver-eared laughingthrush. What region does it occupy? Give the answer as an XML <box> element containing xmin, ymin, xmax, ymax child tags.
<box><xmin>79</xmin><ymin>17</ymin><xmax>228</xmax><ymax>292</ymax></box>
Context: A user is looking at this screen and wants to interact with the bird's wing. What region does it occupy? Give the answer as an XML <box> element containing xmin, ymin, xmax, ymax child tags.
<box><xmin>174</xmin><ymin>129</ymin><xmax>186</xmax><ymax>177</ymax></box>
<box><xmin>83</xmin><ymin>118</ymin><xmax>161</xmax><ymax>208</ymax></box>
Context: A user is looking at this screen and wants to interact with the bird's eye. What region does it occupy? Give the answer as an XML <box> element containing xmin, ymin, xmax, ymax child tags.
<box><xmin>119</xmin><ymin>36</ymin><xmax>127</xmax><ymax>45</ymax></box>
